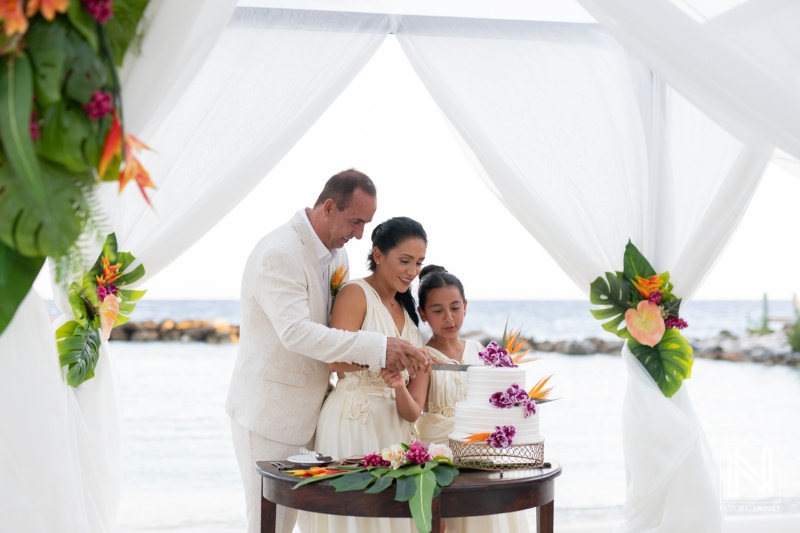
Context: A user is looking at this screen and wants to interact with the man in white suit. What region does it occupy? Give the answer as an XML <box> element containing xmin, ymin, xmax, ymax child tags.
<box><xmin>226</xmin><ymin>169</ymin><xmax>429</xmax><ymax>533</ymax></box>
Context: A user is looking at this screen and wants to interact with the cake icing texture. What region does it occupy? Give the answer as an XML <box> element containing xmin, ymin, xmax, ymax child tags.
<box><xmin>450</xmin><ymin>366</ymin><xmax>543</xmax><ymax>445</ymax></box>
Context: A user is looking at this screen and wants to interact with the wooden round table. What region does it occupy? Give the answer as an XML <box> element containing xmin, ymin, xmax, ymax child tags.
<box><xmin>256</xmin><ymin>461</ymin><xmax>561</xmax><ymax>532</ymax></box>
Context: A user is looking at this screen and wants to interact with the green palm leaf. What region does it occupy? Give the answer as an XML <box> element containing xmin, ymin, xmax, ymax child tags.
<box><xmin>0</xmin><ymin>54</ymin><xmax>45</xmax><ymax>207</ymax></box>
<box><xmin>589</xmin><ymin>271</ymin><xmax>631</xmax><ymax>339</ymax></box>
<box><xmin>627</xmin><ymin>329</ymin><xmax>694</xmax><ymax>398</ymax></box>
<box><xmin>623</xmin><ymin>240</ymin><xmax>656</xmax><ymax>280</ymax></box>
<box><xmin>409</xmin><ymin>470</ymin><xmax>437</xmax><ymax>533</ymax></box>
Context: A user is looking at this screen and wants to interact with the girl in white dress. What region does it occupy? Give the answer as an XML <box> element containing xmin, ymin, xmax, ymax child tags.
<box><xmin>303</xmin><ymin>217</ymin><xmax>430</xmax><ymax>533</ymax></box>
<box><xmin>415</xmin><ymin>265</ymin><xmax>530</xmax><ymax>533</ymax></box>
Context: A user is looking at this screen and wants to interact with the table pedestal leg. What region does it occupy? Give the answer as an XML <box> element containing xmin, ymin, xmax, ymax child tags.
<box><xmin>431</xmin><ymin>497</ymin><xmax>442</xmax><ymax>533</ymax></box>
<box><xmin>536</xmin><ymin>499</ymin><xmax>554</xmax><ymax>533</ymax></box>
<box><xmin>261</xmin><ymin>488</ymin><xmax>276</xmax><ymax>533</ymax></box>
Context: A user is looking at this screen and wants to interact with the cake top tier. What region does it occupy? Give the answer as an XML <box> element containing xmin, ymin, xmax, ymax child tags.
<box><xmin>465</xmin><ymin>365</ymin><xmax>528</xmax><ymax>404</ymax></box>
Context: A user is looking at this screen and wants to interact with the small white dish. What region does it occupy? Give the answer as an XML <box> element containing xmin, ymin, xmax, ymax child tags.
<box><xmin>286</xmin><ymin>454</ymin><xmax>338</xmax><ymax>466</ymax></box>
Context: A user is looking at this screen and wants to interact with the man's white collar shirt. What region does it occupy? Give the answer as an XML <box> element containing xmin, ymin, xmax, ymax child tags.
<box><xmin>300</xmin><ymin>209</ymin><xmax>337</xmax><ymax>307</ymax></box>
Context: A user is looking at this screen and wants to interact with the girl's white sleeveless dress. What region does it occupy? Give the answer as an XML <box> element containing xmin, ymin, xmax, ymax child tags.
<box><xmin>302</xmin><ymin>279</ymin><xmax>424</xmax><ymax>533</ymax></box>
<box><xmin>415</xmin><ymin>340</ymin><xmax>530</xmax><ymax>533</ymax></box>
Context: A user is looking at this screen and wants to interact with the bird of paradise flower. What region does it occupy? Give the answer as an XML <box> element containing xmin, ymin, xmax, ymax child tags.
<box><xmin>330</xmin><ymin>264</ymin><xmax>349</xmax><ymax>301</ymax></box>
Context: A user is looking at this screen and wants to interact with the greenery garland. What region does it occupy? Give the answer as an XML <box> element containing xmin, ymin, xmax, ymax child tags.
<box><xmin>0</xmin><ymin>0</ymin><xmax>151</xmax><ymax>336</ymax></box>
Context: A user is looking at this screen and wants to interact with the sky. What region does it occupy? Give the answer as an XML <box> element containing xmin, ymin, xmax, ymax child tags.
<box><xmin>34</xmin><ymin>36</ymin><xmax>800</xmax><ymax>302</ymax></box>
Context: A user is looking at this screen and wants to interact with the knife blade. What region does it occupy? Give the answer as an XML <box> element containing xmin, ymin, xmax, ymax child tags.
<box><xmin>431</xmin><ymin>363</ymin><xmax>473</xmax><ymax>372</ymax></box>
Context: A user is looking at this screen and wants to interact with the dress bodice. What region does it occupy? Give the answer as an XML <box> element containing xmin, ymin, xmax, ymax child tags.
<box><xmin>333</xmin><ymin>279</ymin><xmax>424</xmax><ymax>420</ymax></box>
<box><xmin>424</xmin><ymin>340</ymin><xmax>484</xmax><ymax>416</ymax></box>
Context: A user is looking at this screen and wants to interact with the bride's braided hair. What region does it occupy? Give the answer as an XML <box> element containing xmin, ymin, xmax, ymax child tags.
<box><xmin>368</xmin><ymin>217</ymin><xmax>427</xmax><ymax>326</ymax></box>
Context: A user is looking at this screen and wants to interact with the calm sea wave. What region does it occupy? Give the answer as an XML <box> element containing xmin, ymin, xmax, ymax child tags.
<box><xmin>108</xmin><ymin>300</ymin><xmax>800</xmax><ymax>531</ymax></box>
<box><xmin>46</xmin><ymin>299</ymin><xmax>799</xmax><ymax>341</ymax></box>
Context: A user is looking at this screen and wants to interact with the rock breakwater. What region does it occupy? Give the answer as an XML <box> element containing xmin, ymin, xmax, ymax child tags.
<box><xmin>109</xmin><ymin>318</ymin><xmax>239</xmax><ymax>343</ymax></box>
<box><xmin>108</xmin><ymin>321</ymin><xmax>800</xmax><ymax>368</ymax></box>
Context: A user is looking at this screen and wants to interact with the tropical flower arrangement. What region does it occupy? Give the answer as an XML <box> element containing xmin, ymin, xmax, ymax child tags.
<box><xmin>329</xmin><ymin>264</ymin><xmax>348</xmax><ymax>302</ymax></box>
<box><xmin>489</xmin><ymin>383</ymin><xmax>537</xmax><ymax>417</ymax></box>
<box><xmin>289</xmin><ymin>440</ymin><xmax>458</xmax><ymax>533</ymax></box>
<box><xmin>0</xmin><ymin>0</ymin><xmax>152</xmax><ymax>336</ymax></box>
<box><xmin>589</xmin><ymin>241</ymin><xmax>693</xmax><ymax>397</ymax></box>
<box><xmin>56</xmin><ymin>232</ymin><xmax>145</xmax><ymax>386</ymax></box>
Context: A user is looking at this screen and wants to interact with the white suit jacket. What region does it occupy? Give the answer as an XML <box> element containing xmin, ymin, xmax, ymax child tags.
<box><xmin>226</xmin><ymin>211</ymin><xmax>383</xmax><ymax>444</ymax></box>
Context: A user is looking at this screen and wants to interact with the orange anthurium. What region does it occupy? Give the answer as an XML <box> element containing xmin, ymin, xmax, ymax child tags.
<box><xmin>631</xmin><ymin>275</ymin><xmax>664</xmax><ymax>298</ymax></box>
<box><xmin>26</xmin><ymin>0</ymin><xmax>69</xmax><ymax>20</ymax></box>
<box><xmin>625</xmin><ymin>300</ymin><xmax>665</xmax><ymax>347</ymax></box>
<box><xmin>95</xmin><ymin>256</ymin><xmax>122</xmax><ymax>287</ymax></box>
<box><xmin>119</xmin><ymin>133</ymin><xmax>156</xmax><ymax>206</ymax></box>
<box><xmin>99</xmin><ymin>110</ymin><xmax>122</xmax><ymax>179</ymax></box>
<box><xmin>463</xmin><ymin>432</ymin><xmax>492</xmax><ymax>444</ymax></box>
<box><xmin>286</xmin><ymin>466</ymin><xmax>348</xmax><ymax>478</ymax></box>
<box><xmin>0</xmin><ymin>0</ymin><xmax>28</xmax><ymax>36</ymax></box>
<box><xmin>99</xmin><ymin>294</ymin><xmax>119</xmax><ymax>341</ymax></box>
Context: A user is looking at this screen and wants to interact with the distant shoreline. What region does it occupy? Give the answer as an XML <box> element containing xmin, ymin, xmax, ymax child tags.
<box><xmin>108</xmin><ymin>319</ymin><xmax>800</xmax><ymax>369</ymax></box>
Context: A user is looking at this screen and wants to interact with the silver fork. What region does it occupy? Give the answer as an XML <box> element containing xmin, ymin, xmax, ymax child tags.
<box><xmin>270</xmin><ymin>461</ymin><xmax>292</xmax><ymax>471</ymax></box>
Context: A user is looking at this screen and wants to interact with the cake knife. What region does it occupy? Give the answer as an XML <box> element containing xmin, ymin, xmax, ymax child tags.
<box><xmin>431</xmin><ymin>363</ymin><xmax>473</xmax><ymax>372</ymax></box>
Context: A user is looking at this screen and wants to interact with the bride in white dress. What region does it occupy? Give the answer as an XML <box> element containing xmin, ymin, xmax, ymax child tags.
<box><xmin>415</xmin><ymin>265</ymin><xmax>530</xmax><ymax>533</ymax></box>
<box><xmin>303</xmin><ymin>217</ymin><xmax>430</xmax><ymax>533</ymax></box>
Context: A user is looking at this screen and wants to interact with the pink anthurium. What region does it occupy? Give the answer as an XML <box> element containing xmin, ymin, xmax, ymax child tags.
<box><xmin>625</xmin><ymin>300</ymin><xmax>665</xmax><ymax>347</ymax></box>
<box><xmin>99</xmin><ymin>294</ymin><xmax>119</xmax><ymax>341</ymax></box>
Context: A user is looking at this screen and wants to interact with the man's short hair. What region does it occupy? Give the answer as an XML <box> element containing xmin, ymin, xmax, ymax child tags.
<box><xmin>314</xmin><ymin>169</ymin><xmax>376</xmax><ymax>210</ymax></box>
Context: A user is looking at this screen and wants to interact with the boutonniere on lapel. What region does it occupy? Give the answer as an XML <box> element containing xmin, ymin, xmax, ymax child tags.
<box><xmin>330</xmin><ymin>264</ymin><xmax>349</xmax><ymax>302</ymax></box>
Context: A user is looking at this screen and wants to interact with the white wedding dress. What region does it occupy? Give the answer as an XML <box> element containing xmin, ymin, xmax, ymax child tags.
<box><xmin>302</xmin><ymin>279</ymin><xmax>424</xmax><ymax>533</ymax></box>
<box><xmin>415</xmin><ymin>340</ymin><xmax>530</xmax><ymax>533</ymax></box>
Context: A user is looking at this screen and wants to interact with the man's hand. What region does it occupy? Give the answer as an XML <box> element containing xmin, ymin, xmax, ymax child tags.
<box><xmin>385</xmin><ymin>337</ymin><xmax>431</xmax><ymax>378</ymax></box>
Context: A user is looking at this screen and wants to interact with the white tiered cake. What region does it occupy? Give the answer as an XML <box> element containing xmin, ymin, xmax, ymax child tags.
<box><xmin>449</xmin><ymin>365</ymin><xmax>543</xmax><ymax>445</ymax></box>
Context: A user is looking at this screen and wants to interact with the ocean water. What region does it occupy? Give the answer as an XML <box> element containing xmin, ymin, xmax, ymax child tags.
<box><xmin>83</xmin><ymin>301</ymin><xmax>800</xmax><ymax>531</ymax></box>
<box><xmin>50</xmin><ymin>298</ymin><xmax>799</xmax><ymax>341</ymax></box>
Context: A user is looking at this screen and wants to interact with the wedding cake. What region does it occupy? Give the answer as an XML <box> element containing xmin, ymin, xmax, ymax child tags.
<box><xmin>449</xmin><ymin>365</ymin><xmax>543</xmax><ymax>446</ymax></box>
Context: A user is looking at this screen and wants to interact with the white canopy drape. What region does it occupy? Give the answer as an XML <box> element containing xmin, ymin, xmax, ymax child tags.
<box><xmin>576</xmin><ymin>0</ymin><xmax>800</xmax><ymax>178</ymax></box>
<box><xmin>396</xmin><ymin>15</ymin><xmax>767</xmax><ymax>531</ymax></box>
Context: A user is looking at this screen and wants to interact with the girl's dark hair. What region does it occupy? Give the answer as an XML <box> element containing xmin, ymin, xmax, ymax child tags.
<box><xmin>368</xmin><ymin>217</ymin><xmax>427</xmax><ymax>326</ymax></box>
<box><xmin>418</xmin><ymin>265</ymin><xmax>466</xmax><ymax>310</ymax></box>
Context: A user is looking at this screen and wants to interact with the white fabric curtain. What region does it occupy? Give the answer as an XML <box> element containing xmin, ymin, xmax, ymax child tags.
<box><xmin>0</xmin><ymin>2</ymin><xmax>236</xmax><ymax>531</ymax></box>
<box><xmin>576</xmin><ymin>0</ymin><xmax>800</xmax><ymax>178</ymax></box>
<box><xmin>112</xmin><ymin>7</ymin><xmax>391</xmax><ymax>280</ymax></box>
<box><xmin>397</xmin><ymin>16</ymin><xmax>767</xmax><ymax>532</ymax></box>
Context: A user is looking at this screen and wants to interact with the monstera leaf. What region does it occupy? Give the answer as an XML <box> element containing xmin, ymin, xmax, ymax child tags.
<box><xmin>590</xmin><ymin>271</ymin><xmax>631</xmax><ymax>339</ymax></box>
<box><xmin>0</xmin><ymin>241</ymin><xmax>45</xmax><ymax>334</ymax></box>
<box><xmin>56</xmin><ymin>320</ymin><xmax>102</xmax><ymax>388</ymax></box>
<box><xmin>0</xmin><ymin>156</ymin><xmax>92</xmax><ymax>259</ymax></box>
<box><xmin>627</xmin><ymin>329</ymin><xmax>694</xmax><ymax>398</ymax></box>
<box><xmin>26</xmin><ymin>18</ymin><xmax>69</xmax><ymax>106</ymax></box>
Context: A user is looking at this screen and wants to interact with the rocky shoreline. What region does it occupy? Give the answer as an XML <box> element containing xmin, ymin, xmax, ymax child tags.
<box><xmin>108</xmin><ymin>320</ymin><xmax>800</xmax><ymax>368</ymax></box>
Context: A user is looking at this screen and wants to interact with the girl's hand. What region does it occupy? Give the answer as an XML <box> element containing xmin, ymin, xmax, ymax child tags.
<box><xmin>380</xmin><ymin>368</ymin><xmax>406</xmax><ymax>389</ymax></box>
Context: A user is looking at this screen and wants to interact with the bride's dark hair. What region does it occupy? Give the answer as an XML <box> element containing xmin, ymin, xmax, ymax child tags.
<box><xmin>368</xmin><ymin>217</ymin><xmax>427</xmax><ymax>326</ymax></box>
<box><xmin>418</xmin><ymin>265</ymin><xmax>466</xmax><ymax>310</ymax></box>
